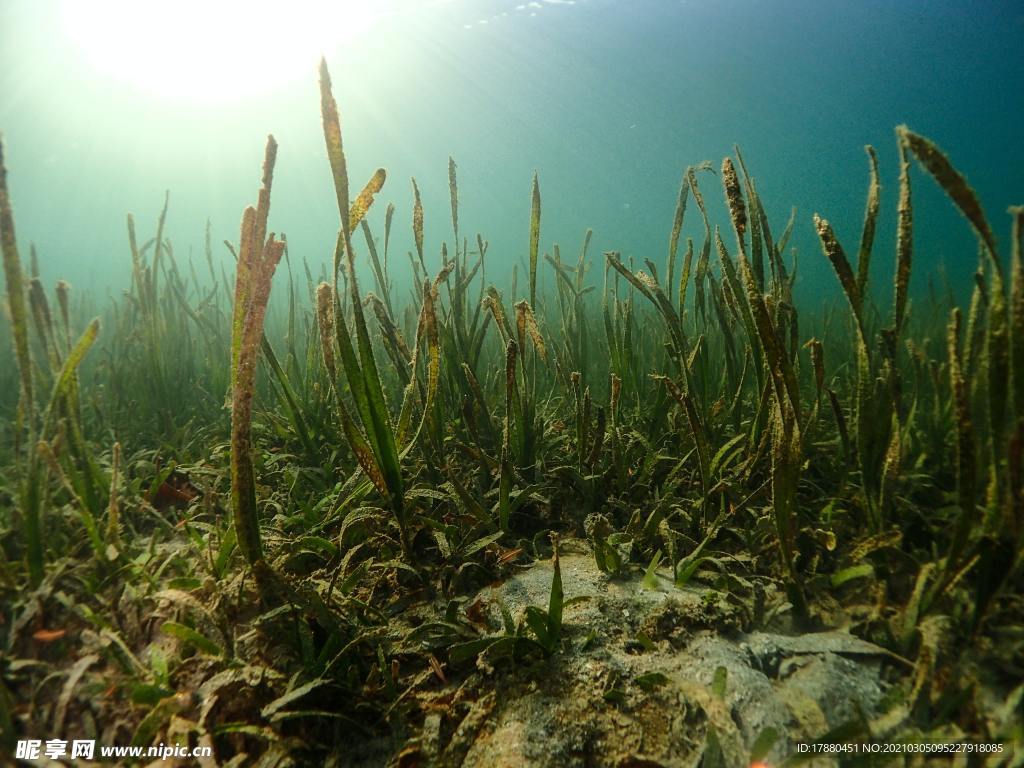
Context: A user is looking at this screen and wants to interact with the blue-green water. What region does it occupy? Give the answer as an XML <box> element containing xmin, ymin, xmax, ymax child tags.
<box><xmin>1</xmin><ymin>0</ymin><xmax>1022</xmax><ymax>304</ymax></box>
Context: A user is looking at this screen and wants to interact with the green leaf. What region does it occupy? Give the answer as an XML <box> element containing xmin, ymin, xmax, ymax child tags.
<box><xmin>711</xmin><ymin>665</ymin><xmax>728</xmax><ymax>698</ymax></box>
<box><xmin>464</xmin><ymin>531</ymin><xmax>505</xmax><ymax>557</ymax></box>
<box><xmin>602</xmin><ymin>687</ymin><xmax>626</xmax><ymax>704</ymax></box>
<box><xmin>547</xmin><ymin>543</ymin><xmax>564</xmax><ymax>640</ymax></box>
<box><xmin>524</xmin><ymin>606</ymin><xmax>552</xmax><ymax>650</ymax></box>
<box><xmin>641</xmin><ymin>550</ymin><xmax>663</xmax><ymax>589</ymax></box>
<box><xmin>161</xmin><ymin>621</ymin><xmax>223</xmax><ymax>657</ymax></box>
<box><xmin>750</xmin><ymin>727</ymin><xmax>779</xmax><ymax>762</ymax></box>
<box><xmin>130</xmin><ymin>683</ymin><xmax>175</xmax><ymax>706</ymax></box>
<box><xmin>830</xmin><ymin>564</ymin><xmax>874</xmax><ymax>589</ymax></box>
<box><xmin>635</xmin><ymin>672</ymin><xmax>669</xmax><ymax>692</ymax></box>
<box><xmin>449</xmin><ymin>637</ymin><xmax>499</xmax><ymax>664</ymax></box>
<box><xmin>165</xmin><ymin>577</ymin><xmax>203</xmax><ymax>591</ymax></box>
<box><xmin>261</xmin><ymin>678</ymin><xmax>331</xmax><ymax>720</ymax></box>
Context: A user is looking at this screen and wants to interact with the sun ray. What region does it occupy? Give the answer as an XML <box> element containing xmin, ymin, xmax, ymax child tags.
<box><xmin>60</xmin><ymin>0</ymin><xmax>386</xmax><ymax>104</ymax></box>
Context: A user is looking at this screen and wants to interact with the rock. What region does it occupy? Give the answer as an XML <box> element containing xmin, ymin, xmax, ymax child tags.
<box><xmin>451</xmin><ymin>545</ymin><xmax>891</xmax><ymax>767</ymax></box>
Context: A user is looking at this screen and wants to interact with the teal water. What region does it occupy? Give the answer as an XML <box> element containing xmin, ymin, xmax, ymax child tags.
<box><xmin>1</xmin><ymin>0</ymin><xmax>1022</xmax><ymax>305</ymax></box>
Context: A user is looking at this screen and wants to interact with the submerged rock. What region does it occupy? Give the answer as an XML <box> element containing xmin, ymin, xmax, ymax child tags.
<box><xmin>448</xmin><ymin>546</ymin><xmax>892</xmax><ymax>767</ymax></box>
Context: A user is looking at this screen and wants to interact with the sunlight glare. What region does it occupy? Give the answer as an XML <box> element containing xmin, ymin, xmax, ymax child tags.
<box><xmin>61</xmin><ymin>0</ymin><xmax>388</xmax><ymax>104</ymax></box>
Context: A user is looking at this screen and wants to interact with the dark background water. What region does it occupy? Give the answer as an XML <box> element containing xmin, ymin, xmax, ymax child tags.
<box><xmin>1</xmin><ymin>0</ymin><xmax>1022</xmax><ymax>311</ymax></box>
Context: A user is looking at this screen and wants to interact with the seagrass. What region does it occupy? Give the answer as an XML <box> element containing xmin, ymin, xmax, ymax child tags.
<box><xmin>230</xmin><ymin>137</ymin><xmax>285</xmax><ymax>565</ymax></box>
<box><xmin>1</xmin><ymin>58</ymin><xmax>1022</xmax><ymax>763</ymax></box>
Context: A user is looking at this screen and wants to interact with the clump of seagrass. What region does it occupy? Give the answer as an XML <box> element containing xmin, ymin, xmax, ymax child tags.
<box><xmin>816</xmin><ymin>126</ymin><xmax>1024</xmax><ymax>640</ymax></box>
<box><xmin>3</xmin><ymin>137</ymin><xmax>104</xmax><ymax>586</ymax></box>
<box><xmin>317</xmin><ymin>58</ymin><xmax>447</xmax><ymax>561</ymax></box>
<box><xmin>0</xmin><ymin>138</ymin><xmax>32</xmax><ymax>438</ymax></box>
<box><xmin>0</xmin><ymin>135</ymin><xmax>42</xmax><ymax>583</ymax></box>
<box><xmin>230</xmin><ymin>135</ymin><xmax>285</xmax><ymax>566</ymax></box>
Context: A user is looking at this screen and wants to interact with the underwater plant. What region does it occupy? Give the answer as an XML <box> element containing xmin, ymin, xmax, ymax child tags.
<box><xmin>2</xmin><ymin>138</ymin><xmax>104</xmax><ymax>587</ymax></box>
<box><xmin>0</xmin><ymin>58</ymin><xmax>1022</xmax><ymax>767</ymax></box>
<box><xmin>229</xmin><ymin>135</ymin><xmax>285</xmax><ymax>566</ymax></box>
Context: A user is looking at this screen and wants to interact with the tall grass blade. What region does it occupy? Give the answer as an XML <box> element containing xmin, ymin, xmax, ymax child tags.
<box><xmin>857</xmin><ymin>146</ymin><xmax>881</xmax><ymax>296</ymax></box>
<box><xmin>899</xmin><ymin>126</ymin><xmax>1000</xmax><ymax>272</ymax></box>
<box><xmin>529</xmin><ymin>172</ymin><xmax>541</xmax><ymax>306</ymax></box>
<box><xmin>1011</xmin><ymin>206</ymin><xmax>1024</xmax><ymax>415</ymax></box>
<box><xmin>893</xmin><ymin>138</ymin><xmax>913</xmax><ymax>337</ymax></box>
<box><xmin>667</xmin><ymin>173</ymin><xmax>689</xmax><ymax>304</ymax></box>
<box><xmin>0</xmin><ymin>137</ymin><xmax>34</xmax><ymax>430</ymax></box>
<box><xmin>412</xmin><ymin>178</ymin><xmax>425</xmax><ymax>272</ymax></box>
<box><xmin>449</xmin><ymin>156</ymin><xmax>459</xmax><ymax>245</ymax></box>
<box><xmin>947</xmin><ymin>308</ymin><xmax>976</xmax><ymax>567</ymax></box>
